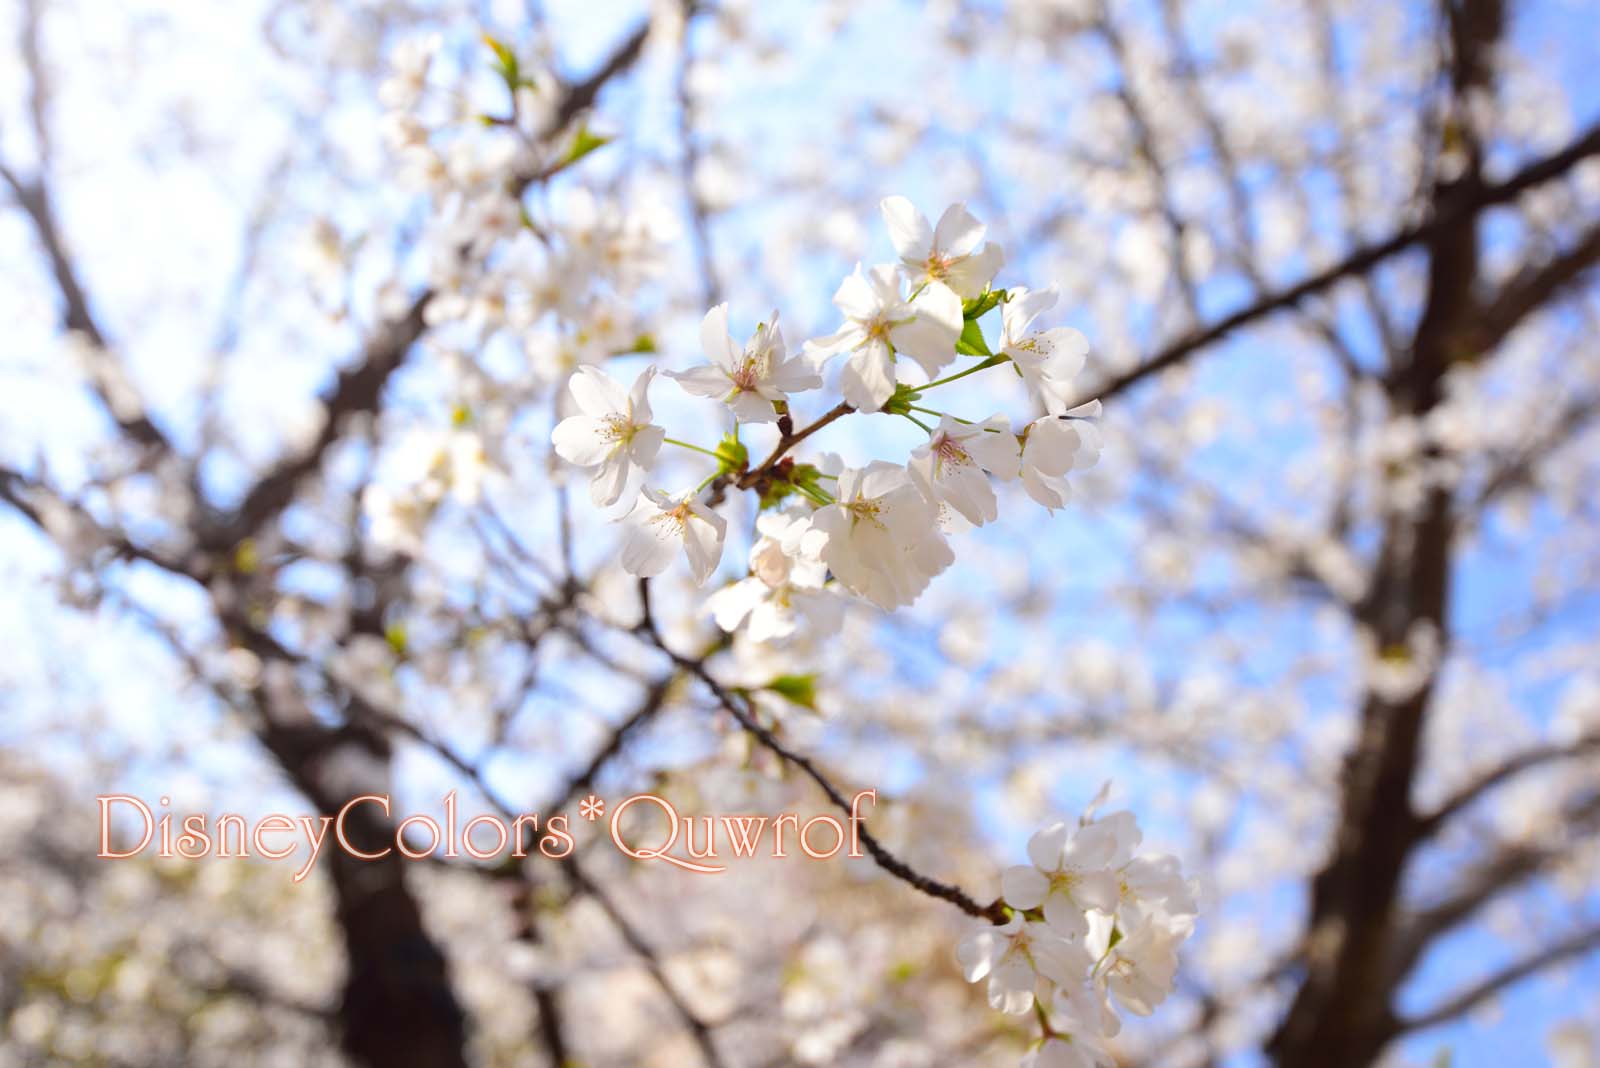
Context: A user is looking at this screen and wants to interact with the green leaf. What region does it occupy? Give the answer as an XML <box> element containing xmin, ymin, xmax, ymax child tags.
<box><xmin>384</xmin><ymin>622</ymin><xmax>408</xmax><ymax>657</ymax></box>
<box><xmin>881</xmin><ymin>382</ymin><xmax>923</xmax><ymax>415</ymax></box>
<box><xmin>232</xmin><ymin>538</ymin><xmax>259</xmax><ymax>575</ymax></box>
<box><xmin>558</xmin><ymin>123</ymin><xmax>613</xmax><ymax>168</ymax></box>
<box><xmin>955</xmin><ymin>317</ymin><xmax>993</xmax><ymax>357</ymax></box>
<box><xmin>759</xmin><ymin>482</ymin><xmax>797</xmax><ymax>510</ymax></box>
<box><xmin>962</xmin><ymin>288</ymin><xmax>1005</xmax><ymax>320</ymax></box>
<box><xmin>765</xmin><ymin>674</ymin><xmax>818</xmax><ymax>710</ymax></box>
<box><xmin>887</xmin><ymin>960</ymin><xmax>918</xmax><ymax>984</ymax></box>
<box><xmin>483</xmin><ymin>33</ymin><xmax>520</xmax><ymax>88</ymax></box>
<box><xmin>714</xmin><ymin>432</ymin><xmax>748</xmax><ymax>476</ymax></box>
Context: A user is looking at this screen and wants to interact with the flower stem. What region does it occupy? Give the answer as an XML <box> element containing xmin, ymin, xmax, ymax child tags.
<box><xmin>664</xmin><ymin>437</ymin><xmax>720</xmax><ymax>459</ymax></box>
<box><xmin>910</xmin><ymin>404</ymin><xmax>968</xmax><ymax>423</ymax></box>
<box><xmin>922</xmin><ymin>355</ymin><xmax>1006</xmax><ymax>391</ymax></box>
<box><xmin>796</xmin><ymin>481</ymin><xmax>834</xmax><ymax>505</ymax></box>
<box><xmin>900</xmin><ymin>412</ymin><xmax>934</xmax><ymax>433</ymax></box>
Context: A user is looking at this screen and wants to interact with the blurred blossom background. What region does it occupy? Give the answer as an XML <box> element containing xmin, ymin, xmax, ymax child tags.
<box><xmin>1</xmin><ymin>0</ymin><xmax>1598</xmax><ymax>1065</ymax></box>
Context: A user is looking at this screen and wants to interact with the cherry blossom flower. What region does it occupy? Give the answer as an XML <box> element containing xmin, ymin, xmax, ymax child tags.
<box><xmin>378</xmin><ymin>34</ymin><xmax>440</xmax><ymax>111</ymax></box>
<box><xmin>1020</xmin><ymin>405</ymin><xmax>1103</xmax><ymax>511</ymax></box>
<box><xmin>908</xmin><ymin>414</ymin><xmax>1020</xmax><ymax>526</ymax></box>
<box><xmin>706</xmin><ymin>511</ymin><xmax>840</xmax><ymax>642</ymax></box>
<box><xmin>803</xmin><ymin>264</ymin><xmax>962</xmax><ymax>411</ymax></box>
<box><xmin>881</xmin><ymin>196</ymin><xmax>1006</xmax><ymax>300</ymax></box>
<box><xmin>1001</xmin><ymin>820</ymin><xmax>1122</xmax><ymax>939</ymax></box>
<box><xmin>1000</xmin><ymin>286</ymin><xmax>1089</xmax><ymax>414</ymax></box>
<box><xmin>551</xmin><ymin>366</ymin><xmax>664</xmax><ymax>507</ymax></box>
<box><xmin>957</xmin><ymin>916</ymin><xmax>1093</xmax><ymax>1015</ymax></box>
<box><xmin>1093</xmin><ymin>913</ymin><xmax>1191</xmax><ymax>1017</ymax></box>
<box><xmin>618</xmin><ymin>488</ymin><xmax>728</xmax><ymax>584</ymax></box>
<box><xmin>361</xmin><ymin>427</ymin><xmax>488</xmax><ymax>555</ymax></box>
<box><xmin>1112</xmin><ymin>853</ymin><xmax>1199</xmax><ymax>927</ymax></box>
<box><xmin>809</xmin><ymin>461</ymin><xmax>953</xmax><ymax>610</ymax></box>
<box><xmin>667</xmin><ymin>304</ymin><xmax>821</xmax><ymax>423</ymax></box>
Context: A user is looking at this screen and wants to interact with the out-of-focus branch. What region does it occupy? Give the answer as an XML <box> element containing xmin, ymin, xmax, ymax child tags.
<box><xmin>1412</xmin><ymin>733</ymin><xmax>1600</xmax><ymax>840</ymax></box>
<box><xmin>543</xmin><ymin>670</ymin><xmax>681</xmax><ymax>812</ymax></box>
<box><xmin>1472</xmin><ymin>392</ymin><xmax>1600</xmax><ymax>510</ymax></box>
<box><xmin>1468</xmin><ymin>221</ymin><xmax>1600</xmax><ymax>352</ymax></box>
<box><xmin>1392</xmin><ymin>791</ymin><xmax>1600</xmax><ymax>980</ymax></box>
<box><xmin>1092</xmin><ymin>0</ymin><xmax>1201</xmax><ymax>322</ymax></box>
<box><xmin>1391</xmin><ymin>925</ymin><xmax>1600</xmax><ymax>1036</ymax></box>
<box><xmin>203</xmin><ymin>18</ymin><xmax>662</xmax><ymax>551</ymax></box>
<box><xmin>674</xmin><ymin>2</ymin><xmax>721</xmax><ymax>308</ymax></box>
<box><xmin>634</xmin><ymin>578</ymin><xmax>1009</xmax><ymax>925</ymax></box>
<box><xmin>1</xmin><ymin>0</ymin><xmax>170</xmax><ymax>455</ymax></box>
<box><xmin>561</xmin><ymin>863</ymin><xmax>728</xmax><ymax>1068</ymax></box>
<box><xmin>0</xmin><ymin>166</ymin><xmax>172</xmax><ymax>454</ymax></box>
<box><xmin>203</xmin><ymin>289</ymin><xmax>432</xmax><ymax>548</ymax></box>
<box><xmin>1267</xmin><ymin>6</ymin><xmax>1507</xmax><ymax>1064</ymax></box>
<box><xmin>1078</xmin><ymin>120</ymin><xmax>1600</xmax><ymax>407</ymax></box>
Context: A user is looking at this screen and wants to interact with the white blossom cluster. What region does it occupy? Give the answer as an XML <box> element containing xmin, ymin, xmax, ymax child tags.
<box><xmin>365</xmin><ymin>34</ymin><xmax>677</xmax><ymax>554</ymax></box>
<box><xmin>958</xmin><ymin>791</ymin><xmax>1198</xmax><ymax>1067</ymax></box>
<box><xmin>377</xmin><ymin>33</ymin><xmax>671</xmax><ymax>380</ymax></box>
<box><xmin>552</xmin><ymin>196</ymin><xmax>1103</xmax><ymax>620</ymax></box>
<box><xmin>378</xmin><ymin>34</ymin><xmax>1196</xmax><ymax>1061</ymax></box>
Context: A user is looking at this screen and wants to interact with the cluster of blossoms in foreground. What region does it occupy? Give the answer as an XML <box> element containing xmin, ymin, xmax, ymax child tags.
<box><xmin>549</xmin><ymin>196</ymin><xmax>1194</xmax><ymax>1061</ymax></box>
<box><xmin>961</xmin><ymin>791</ymin><xmax>1198</xmax><ymax>1066</ymax></box>
<box><xmin>375</xmin><ymin>35</ymin><xmax>1193</xmax><ymax>1063</ymax></box>
<box><xmin>553</xmin><ymin>195</ymin><xmax>1103</xmax><ymax>622</ymax></box>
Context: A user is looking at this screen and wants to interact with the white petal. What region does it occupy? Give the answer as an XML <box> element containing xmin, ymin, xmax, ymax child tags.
<box><xmin>942</xmin><ymin>464</ymin><xmax>998</xmax><ymax>526</ymax></box>
<box><xmin>706</xmin><ymin>578</ymin><xmax>763</xmax><ymax>632</ymax></box>
<box><xmin>619</xmin><ymin>515</ymin><xmax>677</xmax><ymax>577</ymax></box>
<box><xmin>880</xmin><ymin>195</ymin><xmax>933</xmax><ymax>263</ymax></box>
<box><xmin>1002</xmin><ymin>285</ymin><xmax>1059</xmax><ymax>342</ymax></box>
<box><xmin>1027</xmin><ymin>823</ymin><xmax>1070</xmax><ymax>871</ymax></box>
<box><xmin>1073</xmin><ymin>870</ymin><xmax>1121</xmax><ymax>914</ymax></box>
<box><xmin>932</xmin><ymin>202</ymin><xmax>986</xmax><ymax>258</ymax></box>
<box><xmin>890</xmin><ymin>282</ymin><xmax>962</xmax><ymax>376</ymax></box>
<box><xmin>1030</xmin><ymin>929</ymin><xmax>1093</xmax><ymax>985</ymax></box>
<box><xmin>857</xmin><ymin>459</ymin><xmax>911</xmax><ymax>500</ymax></box>
<box><xmin>956</xmin><ymin>929</ymin><xmax>999</xmax><ymax>983</ymax></box>
<box><xmin>666</xmin><ymin>364</ymin><xmax>732</xmax><ymax>399</ymax></box>
<box><xmin>727</xmin><ymin>389</ymin><xmax>779</xmax><ymax>424</ymax></box>
<box><xmin>566</xmin><ymin>365</ymin><xmax>628</xmax><ymax>417</ymax></box>
<box><xmin>943</xmin><ymin>241</ymin><xmax>1005</xmax><ymax>299</ymax></box>
<box><xmin>551</xmin><ymin>416</ymin><xmax>614</xmax><ymax>466</ymax></box>
<box><xmin>699</xmin><ymin>303</ymin><xmax>739</xmax><ymax>371</ymax></box>
<box><xmin>831</xmin><ymin>266</ymin><xmax>883</xmax><ymax>322</ymax></box>
<box><xmin>967</xmin><ymin>418</ymin><xmax>1021</xmax><ymax>478</ymax></box>
<box><xmin>590</xmin><ymin>454</ymin><xmax>631</xmax><ymax>507</ymax></box>
<box><xmin>839</xmin><ymin>341</ymin><xmax>897</xmax><ymax>411</ymax></box>
<box><xmin>1023</xmin><ymin>467</ymin><xmax>1070</xmax><ymax>511</ymax></box>
<box><xmin>1001</xmin><ymin>865</ymin><xmax>1048</xmax><ymax>910</ymax></box>
<box><xmin>626</xmin><ymin>424</ymin><xmax>664</xmax><ymax>469</ymax></box>
<box><xmin>1042</xmin><ymin>893</ymin><xmax>1090</xmax><ymax>939</ymax></box>
<box><xmin>682</xmin><ymin>513</ymin><xmax>727</xmax><ymax>585</ymax></box>
<box><xmin>766</xmin><ymin>356</ymin><xmax>823</xmax><ymax>394</ymax></box>
<box><xmin>802</xmin><ymin>324</ymin><xmax>867</xmax><ymax>367</ymax></box>
<box><xmin>628</xmin><ymin>365</ymin><xmax>657</xmax><ymax>423</ymax></box>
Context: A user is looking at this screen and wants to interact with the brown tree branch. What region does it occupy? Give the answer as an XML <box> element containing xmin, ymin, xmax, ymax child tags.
<box><xmin>1412</xmin><ymin>734</ymin><xmax>1600</xmax><ymax>840</ymax></box>
<box><xmin>1392</xmin><ymin>791</ymin><xmax>1600</xmax><ymax>980</ymax></box>
<box><xmin>1467</xmin><ymin>220</ymin><xmax>1600</xmax><ymax>352</ymax></box>
<box><xmin>1267</xmin><ymin>6</ymin><xmax>1507</xmax><ymax>1065</ymax></box>
<box><xmin>1392</xmin><ymin>925</ymin><xmax>1600</xmax><ymax>1036</ymax></box>
<box><xmin>634</xmin><ymin>578</ymin><xmax>1009</xmax><ymax>925</ymax></box>
<box><xmin>1078</xmin><ymin>119</ymin><xmax>1600</xmax><ymax>408</ymax></box>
